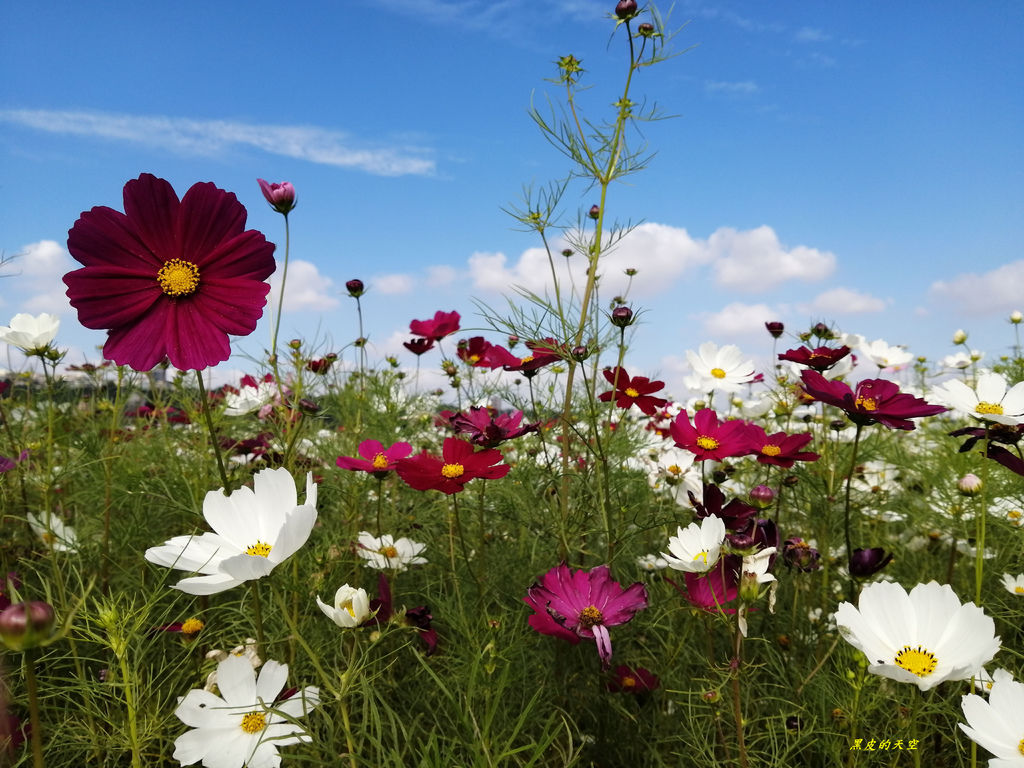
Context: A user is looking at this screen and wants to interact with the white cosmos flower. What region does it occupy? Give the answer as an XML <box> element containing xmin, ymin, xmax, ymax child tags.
<box><xmin>929</xmin><ymin>372</ymin><xmax>1024</xmax><ymax>426</ymax></box>
<box><xmin>316</xmin><ymin>584</ymin><xmax>372</xmax><ymax>628</ymax></box>
<box><xmin>27</xmin><ymin>511</ymin><xmax>77</xmax><ymax>553</ymax></box>
<box><xmin>661</xmin><ymin>516</ymin><xmax>726</xmax><ymax>573</ymax></box>
<box><xmin>636</xmin><ymin>554</ymin><xmax>669</xmax><ymax>572</ymax></box>
<box><xmin>684</xmin><ymin>342</ymin><xmax>755</xmax><ymax>394</ymax></box>
<box><xmin>174</xmin><ymin>655</ymin><xmax>319</xmax><ymax>768</ymax></box>
<box><xmin>145</xmin><ymin>467</ymin><xmax>317</xmax><ymax>595</ymax></box>
<box><xmin>941</xmin><ymin>352</ymin><xmax>973</xmax><ymax>370</ymax></box>
<box><xmin>356</xmin><ymin>532</ymin><xmax>427</xmax><ymax>571</ymax></box>
<box><xmin>858</xmin><ymin>338</ymin><xmax>913</xmax><ymax>369</ymax></box>
<box><xmin>223</xmin><ymin>381</ymin><xmax>279</xmax><ymax>417</ymax></box>
<box><xmin>0</xmin><ymin>313</ymin><xmax>59</xmax><ymax>352</ymax></box>
<box><xmin>834</xmin><ymin>581</ymin><xmax>1000</xmax><ymax>692</ymax></box>
<box><xmin>1001</xmin><ymin>574</ymin><xmax>1024</xmax><ymax>597</ymax></box>
<box><xmin>960</xmin><ymin>676</ymin><xmax>1024</xmax><ymax>766</ymax></box>
<box><xmin>973</xmin><ymin>667</ymin><xmax>1015</xmax><ymax>695</ymax></box>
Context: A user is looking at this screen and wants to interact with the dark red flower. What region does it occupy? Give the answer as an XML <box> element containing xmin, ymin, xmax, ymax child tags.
<box><xmin>409</xmin><ymin>310</ymin><xmax>460</xmax><ymax>341</ymax></box>
<box><xmin>765</xmin><ymin>321</ymin><xmax>785</xmax><ymax>339</ymax></box>
<box><xmin>337</xmin><ymin>439</ymin><xmax>413</xmax><ymax>478</ymax></box>
<box><xmin>64</xmin><ymin>174</ymin><xmax>276</xmax><ymax>371</ymax></box>
<box><xmin>848</xmin><ymin>547</ymin><xmax>893</xmax><ymax>578</ymax></box>
<box><xmin>800</xmin><ymin>370</ymin><xmax>947</xmax><ymax>430</ymax></box>
<box><xmin>403</xmin><ymin>337</ymin><xmax>435</xmax><ymax>356</ymax></box>
<box><xmin>449</xmin><ymin>407</ymin><xmax>539</xmax><ymax>448</ymax></box>
<box><xmin>670</xmin><ymin>408</ymin><xmax>755</xmax><ymax>462</ymax></box>
<box><xmin>598</xmin><ymin>367</ymin><xmax>669</xmax><ymax>416</ymax></box>
<box><xmin>456</xmin><ymin>337</ymin><xmax>495</xmax><ymax>367</ymax></box>
<box><xmin>747</xmin><ymin>426</ymin><xmax>819</xmax><ymax>468</ymax></box>
<box><xmin>502</xmin><ymin>338</ymin><xmax>565</xmax><ymax>378</ymax></box>
<box><xmin>778</xmin><ymin>345</ymin><xmax>851</xmax><ymax>371</ymax></box>
<box><xmin>395</xmin><ymin>437</ymin><xmax>509</xmax><ymax>494</ymax></box>
<box><xmin>607</xmin><ymin>665</ymin><xmax>660</xmax><ymax>694</ymax></box>
<box><xmin>306</xmin><ymin>353</ymin><xmax>337</xmax><ymax>374</ymax></box>
<box><xmin>690</xmin><ymin>484</ymin><xmax>758</xmax><ymax>532</ymax></box>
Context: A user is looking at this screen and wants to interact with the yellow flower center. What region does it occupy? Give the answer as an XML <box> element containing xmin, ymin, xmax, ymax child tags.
<box><xmin>441</xmin><ymin>463</ymin><xmax>464</xmax><ymax>478</ymax></box>
<box><xmin>855</xmin><ymin>396</ymin><xmax>877</xmax><ymax>411</ymax></box>
<box><xmin>240</xmin><ymin>711</ymin><xmax>267</xmax><ymax>734</ymax></box>
<box><xmin>696</xmin><ymin>435</ymin><xmax>720</xmax><ymax>451</ymax></box>
<box><xmin>469</xmin><ymin>354</ymin><xmax>480</xmax><ymax>363</ymax></box>
<box><xmin>624</xmin><ymin>387</ymin><xmax>640</xmax><ymax>398</ymax></box>
<box><xmin>520</xmin><ymin>355</ymin><xmax>534</xmax><ymax>364</ymax></box>
<box><xmin>372</xmin><ymin>453</ymin><xmax>389</xmax><ymax>470</ymax></box>
<box><xmin>156</xmin><ymin>259</ymin><xmax>201</xmax><ymax>297</ymax></box>
<box><xmin>41</xmin><ymin>532</ymin><xmax>56</xmax><ymax>546</ymax></box>
<box><xmin>894</xmin><ymin>645</ymin><xmax>937</xmax><ymax>677</ymax></box>
<box><xmin>975</xmin><ymin>401</ymin><xmax>1004</xmax><ymax>415</ymax></box>
<box><xmin>621</xmin><ymin>676</ymin><xmax>636</xmax><ymax>689</ymax></box>
<box><xmin>667</xmin><ymin>464</ymin><xmax>682</xmax><ymax>476</ymax></box>
<box><xmin>181</xmin><ymin>617</ymin><xmax>204</xmax><ymax>635</ymax></box>
<box><xmin>693</xmin><ymin>550</ymin><xmax>709</xmax><ymax>566</ymax></box>
<box><xmin>760</xmin><ymin>444</ymin><xmax>782</xmax><ymax>457</ymax></box>
<box><xmin>379</xmin><ymin>545</ymin><xmax>399</xmax><ymax>558</ymax></box>
<box><xmin>245</xmin><ymin>541</ymin><xmax>273</xmax><ymax>557</ymax></box>
<box><xmin>1019</xmin><ymin>738</ymin><xmax>1024</xmax><ymax>756</ymax></box>
<box><xmin>710</xmin><ymin>367</ymin><xmax>727</xmax><ymax>379</ymax></box>
<box><xmin>578</xmin><ymin>605</ymin><xmax>603</xmax><ymax>628</ymax></box>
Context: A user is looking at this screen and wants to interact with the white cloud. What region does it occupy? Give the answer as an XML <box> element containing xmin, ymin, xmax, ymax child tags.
<box><xmin>373</xmin><ymin>273</ymin><xmax>415</xmax><ymax>295</ymax></box>
<box><xmin>710</xmin><ymin>226</ymin><xmax>836</xmax><ymax>292</ymax></box>
<box><xmin>699</xmin><ymin>302</ymin><xmax>779</xmax><ymax>338</ymax></box>
<box><xmin>800</xmin><ymin>287</ymin><xmax>886</xmax><ymax>315</ymax></box>
<box><xmin>0</xmin><ymin>109</ymin><xmax>435</xmax><ymax>177</ymax></box>
<box><xmin>705</xmin><ymin>80</ymin><xmax>759</xmax><ymax>95</ymax></box>
<box><xmin>266</xmin><ymin>259</ymin><xmax>340</xmax><ymax>312</ymax></box>
<box><xmin>795</xmin><ymin>26</ymin><xmax>831</xmax><ymax>43</ymax></box>
<box><xmin>0</xmin><ymin>240</ymin><xmax>76</xmax><ymax>316</ymax></box>
<box><xmin>426</xmin><ymin>265</ymin><xmax>459</xmax><ymax>287</ymax></box>
<box><xmin>930</xmin><ymin>260</ymin><xmax>1024</xmax><ymax>315</ymax></box>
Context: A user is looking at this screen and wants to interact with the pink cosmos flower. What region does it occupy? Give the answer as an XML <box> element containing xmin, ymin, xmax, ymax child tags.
<box><xmin>800</xmin><ymin>370</ymin><xmax>947</xmax><ymax>430</ymax></box>
<box><xmin>524</xmin><ymin>563</ymin><xmax>648</xmax><ymax>668</ymax></box>
<box><xmin>257</xmin><ymin>179</ymin><xmax>296</xmax><ymax>215</ymax></box>
<box><xmin>670</xmin><ymin>409</ymin><xmax>755</xmax><ymax>462</ymax></box>
<box><xmin>666</xmin><ymin>557</ymin><xmax>741</xmax><ymax>613</ymax></box>
<box><xmin>409</xmin><ymin>310</ymin><xmax>460</xmax><ymax>342</ymax></box>
<box><xmin>336</xmin><ymin>439</ymin><xmax>414</xmax><ymax>478</ymax></box>
<box><xmin>598</xmin><ymin>367</ymin><xmax>669</xmax><ymax>416</ymax></box>
<box><xmin>747</xmin><ymin>426</ymin><xmax>819</xmax><ymax>468</ymax></box>
<box><xmin>64</xmin><ymin>174</ymin><xmax>276</xmax><ymax>371</ymax></box>
<box><xmin>395</xmin><ymin>437</ymin><xmax>509</xmax><ymax>494</ymax></box>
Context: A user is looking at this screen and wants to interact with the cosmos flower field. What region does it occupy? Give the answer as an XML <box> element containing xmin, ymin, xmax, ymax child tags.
<box><xmin>1</xmin><ymin>4</ymin><xmax>1023</xmax><ymax>767</ymax></box>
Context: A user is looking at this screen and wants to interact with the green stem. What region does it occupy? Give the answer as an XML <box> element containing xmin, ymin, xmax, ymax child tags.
<box><xmin>842</xmin><ymin>423</ymin><xmax>865</xmax><ymax>600</ymax></box>
<box><xmin>270</xmin><ymin>212</ymin><xmax>291</xmax><ymax>381</ymax></box>
<box><xmin>23</xmin><ymin>649</ymin><xmax>44</xmax><ymax>768</ymax></box>
<box><xmin>975</xmin><ymin>426</ymin><xmax>991</xmax><ymax>605</ymax></box>
<box><xmin>116</xmin><ymin>643</ymin><xmax>143</xmax><ymax>768</ymax></box>
<box><xmin>194</xmin><ymin>370</ymin><xmax>230</xmax><ymax>491</ymax></box>
<box><xmin>731</xmin><ymin>622</ymin><xmax>749</xmax><ymax>768</ymax></box>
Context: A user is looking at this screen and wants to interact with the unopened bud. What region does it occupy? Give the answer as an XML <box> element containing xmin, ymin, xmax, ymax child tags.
<box><xmin>624</xmin><ymin>267</ymin><xmax>638</xmax><ymax>276</ymax></box>
<box><xmin>637</xmin><ymin>22</ymin><xmax>655</xmax><ymax>36</ymax></box>
<box><xmin>764</xmin><ymin>321</ymin><xmax>784</xmax><ymax>339</ymax></box>
<box><xmin>952</xmin><ymin>329</ymin><xmax>968</xmax><ymax>345</ymax></box>
<box><xmin>345</xmin><ymin>279</ymin><xmax>365</xmax><ymax>297</ymax></box>
<box><xmin>615</xmin><ymin>0</ymin><xmax>638</xmax><ymax>19</ymax></box>
<box><xmin>288</xmin><ymin>339</ymin><xmax>302</xmax><ymax>350</ymax></box>
<box><xmin>571</xmin><ymin>345</ymin><xmax>589</xmax><ymax>361</ymax></box>
<box><xmin>610</xmin><ymin>306</ymin><xmax>634</xmax><ymax>328</ymax></box>
<box><xmin>0</xmin><ymin>601</ymin><xmax>57</xmax><ymax>651</ymax></box>
<box><xmin>957</xmin><ymin>473</ymin><xmax>983</xmax><ymax>496</ymax></box>
<box><xmin>561</xmin><ymin>249</ymin><xmax>573</xmax><ymax>258</ymax></box>
<box><xmin>748</xmin><ymin>485</ymin><xmax>775</xmax><ymax>509</ymax></box>
<box><xmin>1011</xmin><ymin>310</ymin><xmax>1023</xmax><ymax>324</ymax></box>
<box><xmin>588</xmin><ymin>204</ymin><xmax>601</xmax><ymax>220</ymax></box>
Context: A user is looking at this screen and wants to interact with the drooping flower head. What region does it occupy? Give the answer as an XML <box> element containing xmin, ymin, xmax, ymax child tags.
<box><xmin>336</xmin><ymin>439</ymin><xmax>413</xmax><ymax>478</ymax></box>
<box><xmin>448</xmin><ymin>407</ymin><xmax>539</xmax><ymax>448</ymax></box>
<box><xmin>800</xmin><ymin>370</ymin><xmax>947</xmax><ymax>430</ymax></box>
<box><xmin>64</xmin><ymin>174</ymin><xmax>276</xmax><ymax>371</ymax></box>
<box><xmin>173</xmin><ymin>655</ymin><xmax>319</xmax><ymax>767</ymax></box>
<box><xmin>524</xmin><ymin>564</ymin><xmax>648</xmax><ymax>669</ymax></box>
<box><xmin>670</xmin><ymin>408</ymin><xmax>755</xmax><ymax>462</ymax></box>
<box><xmin>848</xmin><ymin>547</ymin><xmax>894</xmax><ymax>578</ymax></box>
<box><xmin>598</xmin><ymin>367</ymin><xmax>669</xmax><ymax>416</ymax></box>
<box><xmin>363</xmin><ymin>573</ymin><xmax>438</xmax><ymax>654</ymax></box>
<box><xmin>409</xmin><ymin>310</ymin><xmax>460</xmax><ymax>342</ymax></box>
<box><xmin>395</xmin><ymin>437</ymin><xmax>509</xmax><ymax>494</ymax></box>
<box><xmin>607</xmin><ymin>665</ymin><xmax>660</xmax><ymax>694</ymax></box>
<box><xmin>930</xmin><ymin>372</ymin><xmax>1024</xmax><ymax>426</ymax></box>
<box><xmin>144</xmin><ymin>467</ymin><xmax>317</xmax><ymax>595</ymax></box>
<box><xmin>834</xmin><ymin>581</ymin><xmax>1000</xmax><ymax>692</ymax></box>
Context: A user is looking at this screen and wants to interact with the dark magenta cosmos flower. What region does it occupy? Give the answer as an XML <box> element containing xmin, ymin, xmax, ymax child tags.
<box><xmin>257</xmin><ymin>179</ymin><xmax>296</xmax><ymax>215</ymax></box>
<box><xmin>403</xmin><ymin>337</ymin><xmax>435</xmax><ymax>356</ymax></box>
<box><xmin>670</xmin><ymin>408</ymin><xmax>755</xmax><ymax>462</ymax></box>
<box><xmin>409</xmin><ymin>310</ymin><xmax>460</xmax><ymax>341</ymax></box>
<box><xmin>690</xmin><ymin>483</ymin><xmax>758</xmax><ymax>532</ymax></box>
<box><xmin>747</xmin><ymin>426</ymin><xmax>819</xmax><ymax>468</ymax></box>
<box><xmin>336</xmin><ymin>439</ymin><xmax>413</xmax><ymax>478</ymax></box>
<box><xmin>778</xmin><ymin>345</ymin><xmax>851</xmax><ymax>371</ymax></box>
<box><xmin>456</xmin><ymin>337</ymin><xmax>495</xmax><ymax>367</ymax></box>
<box><xmin>524</xmin><ymin>563</ymin><xmax>647</xmax><ymax>668</ymax></box>
<box><xmin>598</xmin><ymin>367</ymin><xmax>669</xmax><ymax>416</ymax></box>
<box><xmin>64</xmin><ymin>174</ymin><xmax>276</xmax><ymax>371</ymax></box>
<box><xmin>951</xmin><ymin>423</ymin><xmax>1024</xmax><ymax>477</ymax></box>
<box><xmin>449</xmin><ymin>407</ymin><xmax>539</xmax><ymax>448</ymax></box>
<box><xmin>607</xmin><ymin>665</ymin><xmax>659</xmax><ymax>694</ymax></box>
<box><xmin>501</xmin><ymin>337</ymin><xmax>567</xmax><ymax>378</ymax></box>
<box><xmin>848</xmin><ymin>547</ymin><xmax>893</xmax><ymax>578</ymax></box>
<box><xmin>395</xmin><ymin>437</ymin><xmax>509</xmax><ymax>494</ymax></box>
<box><xmin>800</xmin><ymin>370</ymin><xmax>947</xmax><ymax>430</ymax></box>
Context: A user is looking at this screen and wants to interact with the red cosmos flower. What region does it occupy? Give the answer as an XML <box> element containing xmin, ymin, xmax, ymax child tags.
<box><xmin>63</xmin><ymin>174</ymin><xmax>276</xmax><ymax>372</ymax></box>
<box><xmin>778</xmin><ymin>345</ymin><xmax>851</xmax><ymax>371</ymax></box>
<box><xmin>409</xmin><ymin>310</ymin><xmax>460</xmax><ymax>341</ymax></box>
<box><xmin>403</xmin><ymin>337</ymin><xmax>435</xmax><ymax>356</ymax></box>
<box><xmin>449</xmin><ymin>407</ymin><xmax>539</xmax><ymax>448</ymax></box>
<box><xmin>670</xmin><ymin>409</ymin><xmax>755</xmax><ymax>462</ymax></box>
<box><xmin>457</xmin><ymin>337</ymin><xmax>495</xmax><ymax>367</ymax></box>
<box><xmin>747</xmin><ymin>426</ymin><xmax>819</xmax><ymax>468</ymax></box>
<box><xmin>502</xmin><ymin>338</ymin><xmax>565</xmax><ymax>378</ymax></box>
<box><xmin>800</xmin><ymin>370</ymin><xmax>947</xmax><ymax>430</ymax></box>
<box><xmin>337</xmin><ymin>439</ymin><xmax>413</xmax><ymax>478</ymax></box>
<box><xmin>607</xmin><ymin>665</ymin><xmax>660</xmax><ymax>694</ymax></box>
<box><xmin>395</xmin><ymin>437</ymin><xmax>509</xmax><ymax>494</ymax></box>
<box><xmin>524</xmin><ymin>563</ymin><xmax>648</xmax><ymax>669</ymax></box>
<box><xmin>598</xmin><ymin>367</ymin><xmax>669</xmax><ymax>416</ymax></box>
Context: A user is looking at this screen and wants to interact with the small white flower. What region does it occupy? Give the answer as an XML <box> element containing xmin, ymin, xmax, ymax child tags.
<box><xmin>990</xmin><ymin>497</ymin><xmax>1023</xmax><ymax>527</ymax></box>
<box><xmin>636</xmin><ymin>554</ymin><xmax>669</xmax><ymax>572</ymax></box>
<box><xmin>145</xmin><ymin>467</ymin><xmax>317</xmax><ymax>595</ymax></box>
<box><xmin>972</xmin><ymin>667</ymin><xmax>1014</xmax><ymax>694</ymax></box>
<box><xmin>0</xmin><ymin>313</ymin><xmax>59</xmax><ymax>352</ymax></box>
<box><xmin>27</xmin><ymin>511</ymin><xmax>77</xmax><ymax>553</ymax></box>
<box><xmin>316</xmin><ymin>584</ymin><xmax>372</xmax><ymax>628</ymax></box>
<box><xmin>1001</xmin><ymin>573</ymin><xmax>1024</xmax><ymax>597</ymax></box>
<box><xmin>857</xmin><ymin>339</ymin><xmax>913</xmax><ymax>369</ymax></box>
<box><xmin>742</xmin><ymin>547</ymin><xmax>777</xmax><ymax>585</ymax></box>
<box><xmin>1011</xmin><ymin>310</ymin><xmax>1023</xmax><ymax>324</ymax></box>
<box><xmin>930</xmin><ymin>371</ymin><xmax>1024</xmax><ymax>426</ymax></box>
<box><xmin>941</xmin><ymin>352</ymin><xmax>972</xmax><ymax>370</ymax></box>
<box><xmin>661</xmin><ymin>516</ymin><xmax>726</xmax><ymax>573</ymax></box>
<box><xmin>684</xmin><ymin>342</ymin><xmax>755</xmax><ymax>394</ymax></box>
<box><xmin>834</xmin><ymin>581</ymin><xmax>1000</xmax><ymax>692</ymax></box>
<box><xmin>223</xmin><ymin>381</ymin><xmax>279</xmax><ymax>417</ymax></box>
<box><xmin>204</xmin><ymin>638</ymin><xmax>261</xmax><ymax>692</ymax></box>
<box><xmin>356</xmin><ymin>532</ymin><xmax>427</xmax><ymax>571</ymax></box>
<box><xmin>174</xmin><ymin>655</ymin><xmax>319</xmax><ymax>768</ymax></box>
<box><xmin>960</xmin><ymin>676</ymin><xmax>1024</xmax><ymax>764</ymax></box>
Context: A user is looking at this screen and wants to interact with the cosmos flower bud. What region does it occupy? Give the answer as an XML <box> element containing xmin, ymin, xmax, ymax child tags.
<box><xmin>0</xmin><ymin>601</ymin><xmax>57</xmax><ymax>651</ymax></box>
<box><xmin>571</xmin><ymin>345</ymin><xmax>589</xmax><ymax>361</ymax></box>
<box><xmin>748</xmin><ymin>485</ymin><xmax>775</xmax><ymax>509</ymax></box>
<box><xmin>957</xmin><ymin>473</ymin><xmax>983</xmax><ymax>496</ymax></box>
<box><xmin>637</xmin><ymin>22</ymin><xmax>655</xmax><ymax>36</ymax></box>
<box><xmin>811</xmin><ymin>322</ymin><xmax>832</xmax><ymax>339</ymax></box>
<box><xmin>952</xmin><ymin>329</ymin><xmax>968</xmax><ymax>344</ymax></box>
<box><xmin>346</xmin><ymin>279</ymin><xmax>365</xmax><ymax>297</ymax></box>
<box><xmin>588</xmin><ymin>204</ymin><xmax>601</xmax><ymax>220</ymax></box>
<box><xmin>764</xmin><ymin>321</ymin><xmax>784</xmax><ymax>338</ymax></box>
<box><xmin>610</xmin><ymin>306</ymin><xmax>634</xmax><ymax>328</ymax></box>
<box><xmin>561</xmin><ymin>249</ymin><xmax>573</xmax><ymax>258</ymax></box>
<box><xmin>257</xmin><ymin>179</ymin><xmax>296</xmax><ymax>215</ymax></box>
<box><xmin>288</xmin><ymin>339</ymin><xmax>302</xmax><ymax>350</ymax></box>
<box><xmin>781</xmin><ymin>537</ymin><xmax>821</xmax><ymax>572</ymax></box>
<box><xmin>615</xmin><ymin>0</ymin><xmax>638</xmax><ymax>19</ymax></box>
<box><xmin>1011</xmin><ymin>310</ymin><xmax>1023</xmax><ymax>324</ymax></box>
<box><xmin>829</xmin><ymin>419</ymin><xmax>847</xmax><ymax>432</ymax></box>
<box><xmin>624</xmin><ymin>268</ymin><xmax>638</xmax><ymax>276</ymax></box>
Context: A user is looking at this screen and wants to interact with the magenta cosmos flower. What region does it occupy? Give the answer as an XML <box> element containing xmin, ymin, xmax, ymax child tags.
<box><xmin>747</xmin><ymin>426</ymin><xmax>819</xmax><ymax>468</ymax></box>
<box><xmin>524</xmin><ymin>563</ymin><xmax>648</xmax><ymax>668</ymax></box>
<box><xmin>800</xmin><ymin>370</ymin><xmax>947</xmax><ymax>430</ymax></box>
<box><xmin>448</xmin><ymin>407</ymin><xmax>538</xmax><ymax>448</ymax></box>
<box><xmin>63</xmin><ymin>174</ymin><xmax>276</xmax><ymax>371</ymax></box>
<box><xmin>395</xmin><ymin>437</ymin><xmax>509</xmax><ymax>494</ymax></box>
<box><xmin>409</xmin><ymin>310</ymin><xmax>460</xmax><ymax>342</ymax></box>
<box><xmin>336</xmin><ymin>439</ymin><xmax>413</xmax><ymax>478</ymax></box>
<box><xmin>778</xmin><ymin>345</ymin><xmax>851</xmax><ymax>371</ymax></box>
<box><xmin>670</xmin><ymin>409</ymin><xmax>755</xmax><ymax>462</ymax></box>
<box><xmin>257</xmin><ymin>179</ymin><xmax>296</xmax><ymax>215</ymax></box>
<box><xmin>598</xmin><ymin>367</ymin><xmax>669</xmax><ymax>416</ymax></box>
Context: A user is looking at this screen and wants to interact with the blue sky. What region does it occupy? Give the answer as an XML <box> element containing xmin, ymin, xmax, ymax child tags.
<box><xmin>1</xmin><ymin>1</ymin><xmax>1022</xmax><ymax>394</ymax></box>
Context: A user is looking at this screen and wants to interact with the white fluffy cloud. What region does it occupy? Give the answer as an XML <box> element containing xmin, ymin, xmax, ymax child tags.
<box><xmin>930</xmin><ymin>260</ymin><xmax>1024</xmax><ymax>315</ymax></box>
<box><xmin>373</xmin><ymin>273</ymin><xmax>415</xmax><ymax>295</ymax></box>
<box><xmin>709</xmin><ymin>226</ymin><xmax>836</xmax><ymax>291</ymax></box>
<box><xmin>799</xmin><ymin>287</ymin><xmax>886</xmax><ymax>315</ymax></box>
<box><xmin>699</xmin><ymin>302</ymin><xmax>780</xmax><ymax>339</ymax></box>
<box><xmin>266</xmin><ymin>259</ymin><xmax>340</xmax><ymax>312</ymax></box>
<box><xmin>0</xmin><ymin>240</ymin><xmax>76</xmax><ymax>315</ymax></box>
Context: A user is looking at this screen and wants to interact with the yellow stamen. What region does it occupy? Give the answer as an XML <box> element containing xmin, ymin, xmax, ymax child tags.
<box><xmin>372</xmin><ymin>453</ymin><xmax>389</xmax><ymax>470</ymax></box>
<box><xmin>621</xmin><ymin>676</ymin><xmax>637</xmax><ymax>689</ymax></box>
<box><xmin>894</xmin><ymin>645</ymin><xmax>937</xmax><ymax>677</ymax></box>
<box><xmin>693</xmin><ymin>551</ymin><xmax>709</xmax><ymax>566</ymax></box>
<box><xmin>696</xmin><ymin>435</ymin><xmax>720</xmax><ymax>451</ymax></box>
<box><xmin>245</xmin><ymin>541</ymin><xmax>272</xmax><ymax>557</ymax></box>
<box><xmin>975</xmin><ymin>401</ymin><xmax>1004</xmax><ymax>415</ymax></box>
<box><xmin>240</xmin><ymin>711</ymin><xmax>267</xmax><ymax>734</ymax></box>
<box><xmin>441</xmin><ymin>463</ymin><xmax>464</xmax><ymax>478</ymax></box>
<box><xmin>1018</xmin><ymin>737</ymin><xmax>1024</xmax><ymax>756</ymax></box>
<box><xmin>624</xmin><ymin>387</ymin><xmax>640</xmax><ymax>398</ymax></box>
<box><xmin>578</xmin><ymin>605</ymin><xmax>603</xmax><ymax>628</ymax></box>
<box><xmin>855</xmin><ymin>396</ymin><xmax>877</xmax><ymax>411</ymax></box>
<box><xmin>379</xmin><ymin>545</ymin><xmax>399</xmax><ymax>558</ymax></box>
<box><xmin>520</xmin><ymin>355</ymin><xmax>534</xmax><ymax>364</ymax></box>
<box><xmin>180</xmin><ymin>617</ymin><xmax>204</xmax><ymax>635</ymax></box>
<box><xmin>760</xmin><ymin>444</ymin><xmax>782</xmax><ymax>457</ymax></box>
<box><xmin>710</xmin><ymin>367</ymin><xmax>727</xmax><ymax>379</ymax></box>
<box><xmin>1015</xmin><ymin>586</ymin><xmax>1024</xmax><ymax>595</ymax></box>
<box><xmin>667</xmin><ymin>464</ymin><xmax>682</xmax><ymax>476</ymax></box>
<box><xmin>156</xmin><ymin>259</ymin><xmax>200</xmax><ymax>297</ymax></box>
